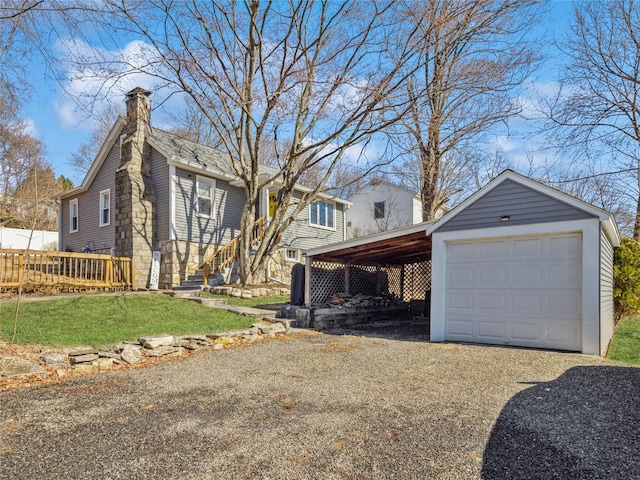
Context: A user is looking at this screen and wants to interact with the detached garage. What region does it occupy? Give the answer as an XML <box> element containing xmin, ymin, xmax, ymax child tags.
<box><xmin>305</xmin><ymin>170</ymin><xmax>620</xmax><ymax>356</ymax></box>
<box><xmin>428</xmin><ymin>170</ymin><xmax>619</xmax><ymax>355</ymax></box>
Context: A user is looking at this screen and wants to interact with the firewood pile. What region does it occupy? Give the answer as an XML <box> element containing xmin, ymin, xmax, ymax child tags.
<box><xmin>326</xmin><ymin>292</ymin><xmax>402</xmax><ymax>308</ymax></box>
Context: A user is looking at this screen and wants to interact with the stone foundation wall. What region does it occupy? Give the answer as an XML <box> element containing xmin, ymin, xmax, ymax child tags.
<box><xmin>268</xmin><ymin>248</ymin><xmax>299</xmax><ymax>286</ymax></box>
<box><xmin>158</xmin><ymin>240</ymin><xmax>217</xmax><ymax>289</ymax></box>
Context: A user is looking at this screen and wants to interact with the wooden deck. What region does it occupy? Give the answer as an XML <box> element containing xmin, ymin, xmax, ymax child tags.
<box><xmin>0</xmin><ymin>249</ymin><xmax>134</xmax><ymax>291</ymax></box>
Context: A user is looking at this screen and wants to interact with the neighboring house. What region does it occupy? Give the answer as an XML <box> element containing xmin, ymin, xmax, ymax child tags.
<box><xmin>57</xmin><ymin>88</ymin><xmax>349</xmax><ymax>289</ymax></box>
<box><xmin>0</xmin><ymin>227</ymin><xmax>58</xmax><ymax>250</ymax></box>
<box><xmin>345</xmin><ymin>179</ymin><xmax>448</xmax><ymax>238</ymax></box>
<box><xmin>306</xmin><ymin>170</ymin><xmax>620</xmax><ymax>356</ymax></box>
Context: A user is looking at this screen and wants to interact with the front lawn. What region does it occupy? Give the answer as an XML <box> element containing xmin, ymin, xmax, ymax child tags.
<box><xmin>0</xmin><ymin>293</ymin><xmax>255</xmax><ymax>347</ymax></box>
<box><xmin>606</xmin><ymin>316</ymin><xmax>640</xmax><ymax>365</ymax></box>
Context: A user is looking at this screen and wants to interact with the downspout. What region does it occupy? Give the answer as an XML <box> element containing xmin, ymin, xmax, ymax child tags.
<box><xmin>57</xmin><ymin>197</ymin><xmax>63</xmax><ymax>250</ymax></box>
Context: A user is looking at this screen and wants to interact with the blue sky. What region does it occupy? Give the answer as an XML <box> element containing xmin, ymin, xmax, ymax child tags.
<box><xmin>20</xmin><ymin>1</ymin><xmax>575</xmax><ymax>187</ymax></box>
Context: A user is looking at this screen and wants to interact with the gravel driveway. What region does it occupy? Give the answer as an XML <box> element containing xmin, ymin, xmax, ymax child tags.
<box><xmin>1</xmin><ymin>329</ymin><xmax>638</xmax><ymax>479</ymax></box>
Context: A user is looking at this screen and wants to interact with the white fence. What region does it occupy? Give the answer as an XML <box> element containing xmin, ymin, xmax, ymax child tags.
<box><xmin>0</xmin><ymin>227</ymin><xmax>58</xmax><ymax>250</ymax></box>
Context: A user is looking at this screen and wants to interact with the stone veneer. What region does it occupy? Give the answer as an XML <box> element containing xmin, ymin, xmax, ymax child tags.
<box><xmin>157</xmin><ymin>242</ymin><xmax>296</xmax><ymax>289</ymax></box>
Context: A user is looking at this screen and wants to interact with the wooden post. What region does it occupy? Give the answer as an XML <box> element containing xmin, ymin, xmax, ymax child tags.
<box><xmin>17</xmin><ymin>253</ymin><xmax>23</xmax><ymax>285</ymax></box>
<box><xmin>304</xmin><ymin>255</ymin><xmax>312</xmax><ymax>308</ymax></box>
<box><xmin>130</xmin><ymin>257</ymin><xmax>136</xmax><ymax>290</ymax></box>
<box><xmin>344</xmin><ymin>263</ymin><xmax>350</xmax><ymax>295</ymax></box>
<box><xmin>106</xmin><ymin>258</ymin><xmax>113</xmax><ymax>286</ymax></box>
<box><xmin>203</xmin><ymin>263</ymin><xmax>209</xmax><ymax>286</ymax></box>
<box><xmin>376</xmin><ymin>265</ymin><xmax>381</xmax><ymax>295</ymax></box>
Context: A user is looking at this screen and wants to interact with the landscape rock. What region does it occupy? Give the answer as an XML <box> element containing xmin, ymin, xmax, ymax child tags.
<box><xmin>73</xmin><ymin>363</ymin><xmax>98</xmax><ymax>373</ymax></box>
<box><xmin>69</xmin><ymin>353</ymin><xmax>99</xmax><ymax>365</ymax></box>
<box><xmin>120</xmin><ymin>345</ymin><xmax>142</xmax><ymax>364</ymax></box>
<box><xmin>144</xmin><ymin>346</ymin><xmax>183</xmax><ymax>357</ymax></box>
<box><xmin>138</xmin><ymin>335</ymin><xmax>174</xmax><ymax>349</ymax></box>
<box><xmin>95</xmin><ymin>358</ymin><xmax>115</xmax><ymax>370</ymax></box>
<box><xmin>67</xmin><ymin>347</ymin><xmax>99</xmax><ymax>356</ymax></box>
<box><xmin>40</xmin><ymin>353</ymin><xmax>68</xmax><ymax>367</ymax></box>
<box><xmin>0</xmin><ymin>356</ymin><xmax>45</xmax><ymax>378</ymax></box>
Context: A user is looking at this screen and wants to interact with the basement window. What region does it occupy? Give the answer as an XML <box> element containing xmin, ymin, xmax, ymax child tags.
<box><xmin>285</xmin><ymin>249</ymin><xmax>300</xmax><ymax>262</ymax></box>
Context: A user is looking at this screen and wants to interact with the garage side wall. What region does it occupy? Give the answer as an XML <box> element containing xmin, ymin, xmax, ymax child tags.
<box><xmin>600</xmin><ymin>229</ymin><xmax>615</xmax><ymax>354</ymax></box>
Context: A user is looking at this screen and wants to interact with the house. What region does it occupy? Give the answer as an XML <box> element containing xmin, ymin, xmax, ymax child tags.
<box><xmin>304</xmin><ymin>170</ymin><xmax>620</xmax><ymax>356</ymax></box>
<box><xmin>57</xmin><ymin>88</ymin><xmax>350</xmax><ymax>289</ymax></box>
<box><xmin>345</xmin><ymin>179</ymin><xmax>448</xmax><ymax>238</ymax></box>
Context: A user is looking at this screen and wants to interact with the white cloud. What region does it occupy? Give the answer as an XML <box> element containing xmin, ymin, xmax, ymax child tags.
<box><xmin>21</xmin><ymin>118</ymin><xmax>39</xmax><ymax>137</ymax></box>
<box><xmin>52</xmin><ymin>38</ymin><xmax>172</xmax><ymax>130</ymax></box>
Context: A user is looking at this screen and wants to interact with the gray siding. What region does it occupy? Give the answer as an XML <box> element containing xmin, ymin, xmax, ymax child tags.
<box><xmin>600</xmin><ymin>229</ymin><xmax>615</xmax><ymax>353</ymax></box>
<box><xmin>437</xmin><ymin>179</ymin><xmax>596</xmax><ymax>232</ymax></box>
<box><xmin>173</xmin><ymin>167</ymin><xmax>245</xmax><ymax>246</ymax></box>
<box><xmin>150</xmin><ymin>147</ymin><xmax>171</xmax><ymax>242</ymax></box>
<box><xmin>60</xmin><ymin>140</ymin><xmax>119</xmax><ymax>253</ymax></box>
<box><xmin>281</xmin><ymin>191</ymin><xmax>345</xmax><ymax>250</ymax></box>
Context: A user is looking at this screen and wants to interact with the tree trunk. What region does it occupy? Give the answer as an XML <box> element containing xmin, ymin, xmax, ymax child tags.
<box><xmin>635</xmin><ymin>165</ymin><xmax>640</xmax><ymax>241</ymax></box>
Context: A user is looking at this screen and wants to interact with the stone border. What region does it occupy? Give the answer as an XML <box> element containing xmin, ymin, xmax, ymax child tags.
<box><xmin>27</xmin><ymin>319</ymin><xmax>292</xmax><ymax>377</ymax></box>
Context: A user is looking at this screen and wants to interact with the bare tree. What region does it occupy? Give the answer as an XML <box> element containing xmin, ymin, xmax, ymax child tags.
<box><xmin>60</xmin><ymin>0</ymin><xmax>423</xmax><ymax>284</ymax></box>
<box><xmin>544</xmin><ymin>0</ymin><xmax>640</xmax><ymax>239</ymax></box>
<box><xmin>396</xmin><ymin>0</ymin><xmax>545</xmax><ymax>220</ymax></box>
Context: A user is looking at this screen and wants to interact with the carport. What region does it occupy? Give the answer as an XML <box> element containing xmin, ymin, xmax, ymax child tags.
<box><xmin>302</xmin><ymin>221</ymin><xmax>435</xmax><ymax>328</ymax></box>
<box><xmin>305</xmin><ymin>170</ymin><xmax>620</xmax><ymax>356</ymax></box>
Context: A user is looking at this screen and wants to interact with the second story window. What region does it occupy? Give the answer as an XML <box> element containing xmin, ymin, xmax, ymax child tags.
<box><xmin>69</xmin><ymin>199</ymin><xmax>79</xmax><ymax>232</ymax></box>
<box><xmin>100</xmin><ymin>189</ymin><xmax>110</xmax><ymax>227</ymax></box>
<box><xmin>310</xmin><ymin>200</ymin><xmax>335</xmax><ymax>229</ymax></box>
<box><xmin>374</xmin><ymin>201</ymin><xmax>385</xmax><ymax>219</ymax></box>
<box><xmin>197</xmin><ymin>176</ymin><xmax>214</xmax><ymax>218</ymax></box>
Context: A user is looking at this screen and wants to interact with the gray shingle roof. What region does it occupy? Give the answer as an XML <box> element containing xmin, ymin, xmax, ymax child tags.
<box><xmin>149</xmin><ymin>128</ymin><xmax>281</xmax><ymax>180</ymax></box>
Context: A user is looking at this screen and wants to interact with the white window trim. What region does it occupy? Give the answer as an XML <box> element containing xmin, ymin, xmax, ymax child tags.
<box><xmin>69</xmin><ymin>198</ymin><xmax>79</xmax><ymax>233</ymax></box>
<box><xmin>99</xmin><ymin>189</ymin><xmax>111</xmax><ymax>227</ymax></box>
<box><xmin>309</xmin><ymin>200</ymin><xmax>336</xmax><ymax>231</ymax></box>
<box><xmin>196</xmin><ymin>175</ymin><xmax>216</xmax><ymax>219</ymax></box>
<box><xmin>285</xmin><ymin>248</ymin><xmax>300</xmax><ymax>262</ymax></box>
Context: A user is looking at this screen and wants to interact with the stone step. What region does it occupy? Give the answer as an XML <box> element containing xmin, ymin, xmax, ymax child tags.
<box><xmin>167</xmin><ymin>288</ymin><xmax>201</xmax><ymax>299</ymax></box>
<box><xmin>184</xmin><ymin>296</ymin><xmax>228</xmax><ymax>307</ymax></box>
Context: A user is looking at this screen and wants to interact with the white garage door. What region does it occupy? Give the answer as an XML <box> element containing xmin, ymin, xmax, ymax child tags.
<box><xmin>445</xmin><ymin>233</ymin><xmax>582</xmax><ymax>351</ymax></box>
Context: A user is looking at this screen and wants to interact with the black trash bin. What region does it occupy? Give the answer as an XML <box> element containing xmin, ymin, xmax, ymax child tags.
<box><xmin>290</xmin><ymin>263</ymin><xmax>305</xmax><ymax>306</ymax></box>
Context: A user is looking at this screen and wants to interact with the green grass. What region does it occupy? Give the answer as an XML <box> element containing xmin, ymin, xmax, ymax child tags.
<box><xmin>606</xmin><ymin>316</ymin><xmax>640</xmax><ymax>365</ymax></box>
<box><xmin>0</xmin><ymin>294</ymin><xmax>256</xmax><ymax>348</ymax></box>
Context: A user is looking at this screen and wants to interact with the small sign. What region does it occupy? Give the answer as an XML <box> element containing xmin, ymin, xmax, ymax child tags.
<box><xmin>149</xmin><ymin>251</ymin><xmax>161</xmax><ymax>290</ymax></box>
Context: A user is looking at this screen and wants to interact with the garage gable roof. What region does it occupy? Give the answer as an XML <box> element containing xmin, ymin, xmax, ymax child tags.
<box><xmin>426</xmin><ymin>170</ymin><xmax>620</xmax><ymax>247</ymax></box>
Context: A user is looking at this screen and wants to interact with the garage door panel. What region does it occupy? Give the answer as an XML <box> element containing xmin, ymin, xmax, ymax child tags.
<box><xmin>480</xmin><ymin>241</ymin><xmax>508</xmax><ymax>258</ymax></box>
<box><xmin>478</xmin><ymin>294</ymin><xmax>506</xmax><ymax>310</ymax></box>
<box><xmin>447</xmin><ymin>294</ymin><xmax>474</xmax><ymax>310</ymax></box>
<box><xmin>447</xmin><ymin>319</ymin><xmax>474</xmax><ymax>337</ymax></box>
<box><xmin>510</xmin><ymin>322</ymin><xmax>541</xmax><ymax>341</ymax></box>
<box><xmin>477</xmin><ymin>321</ymin><xmax>506</xmax><ymax>339</ymax></box>
<box><xmin>548</xmin><ymin>293</ymin><xmax>580</xmax><ymax>315</ymax></box>
<box><xmin>445</xmin><ymin>233</ymin><xmax>582</xmax><ymax>351</ymax></box>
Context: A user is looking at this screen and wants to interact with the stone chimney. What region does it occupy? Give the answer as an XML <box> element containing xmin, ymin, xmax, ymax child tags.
<box><xmin>115</xmin><ymin>87</ymin><xmax>156</xmax><ymax>289</ymax></box>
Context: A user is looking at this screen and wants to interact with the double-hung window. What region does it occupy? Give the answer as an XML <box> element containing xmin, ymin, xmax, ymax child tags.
<box><xmin>99</xmin><ymin>189</ymin><xmax>110</xmax><ymax>227</ymax></box>
<box><xmin>309</xmin><ymin>200</ymin><xmax>335</xmax><ymax>229</ymax></box>
<box><xmin>69</xmin><ymin>199</ymin><xmax>79</xmax><ymax>233</ymax></box>
<box><xmin>374</xmin><ymin>201</ymin><xmax>385</xmax><ymax>219</ymax></box>
<box><xmin>197</xmin><ymin>176</ymin><xmax>214</xmax><ymax>218</ymax></box>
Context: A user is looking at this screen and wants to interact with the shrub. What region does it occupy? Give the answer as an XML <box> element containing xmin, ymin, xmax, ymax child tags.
<box><xmin>614</xmin><ymin>237</ymin><xmax>640</xmax><ymax>322</ymax></box>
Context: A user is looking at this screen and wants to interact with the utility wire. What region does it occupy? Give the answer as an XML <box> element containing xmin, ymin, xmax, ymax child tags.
<box><xmin>548</xmin><ymin>167</ymin><xmax>637</xmax><ymax>184</ymax></box>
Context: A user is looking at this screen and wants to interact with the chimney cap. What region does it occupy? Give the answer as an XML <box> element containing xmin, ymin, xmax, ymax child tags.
<box><xmin>125</xmin><ymin>87</ymin><xmax>152</xmax><ymax>98</ymax></box>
